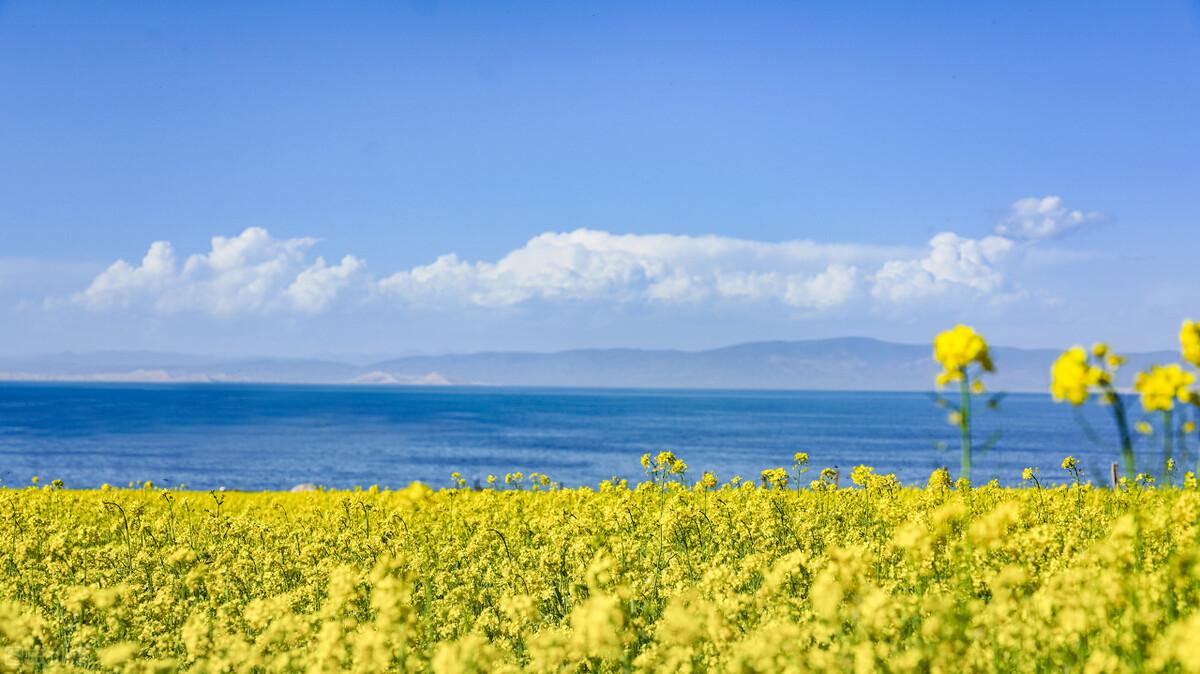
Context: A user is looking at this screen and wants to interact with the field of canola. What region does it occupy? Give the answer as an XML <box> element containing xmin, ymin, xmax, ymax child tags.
<box><xmin>5</xmin><ymin>322</ymin><xmax>1200</xmax><ymax>672</ymax></box>
<box><xmin>3</xmin><ymin>471</ymin><xmax>1200</xmax><ymax>673</ymax></box>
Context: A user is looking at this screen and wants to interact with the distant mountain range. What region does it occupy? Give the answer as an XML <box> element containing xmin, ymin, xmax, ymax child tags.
<box><xmin>0</xmin><ymin>339</ymin><xmax>1179</xmax><ymax>391</ymax></box>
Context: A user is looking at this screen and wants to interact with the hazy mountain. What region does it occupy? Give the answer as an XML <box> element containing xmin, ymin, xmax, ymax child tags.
<box><xmin>368</xmin><ymin>339</ymin><xmax>1176</xmax><ymax>391</ymax></box>
<box><xmin>0</xmin><ymin>338</ymin><xmax>1180</xmax><ymax>391</ymax></box>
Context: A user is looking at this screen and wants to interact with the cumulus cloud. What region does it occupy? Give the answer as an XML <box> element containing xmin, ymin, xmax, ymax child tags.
<box><xmin>75</xmin><ymin>228</ymin><xmax>364</xmax><ymax>316</ymax></box>
<box><xmin>994</xmin><ymin>196</ymin><xmax>1102</xmax><ymax>240</ymax></box>
<box><xmin>377</xmin><ymin>229</ymin><xmax>896</xmax><ymax>309</ymax></box>
<box><xmin>70</xmin><ymin>195</ymin><xmax>1097</xmax><ymax>319</ymax></box>
<box><xmin>871</xmin><ymin>232</ymin><xmax>1015</xmax><ymax>303</ymax></box>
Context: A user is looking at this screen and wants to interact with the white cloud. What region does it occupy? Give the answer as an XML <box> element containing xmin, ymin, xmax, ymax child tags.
<box><xmin>377</xmin><ymin>229</ymin><xmax>898</xmax><ymax>309</ymax></box>
<box><xmin>75</xmin><ymin>228</ymin><xmax>365</xmax><ymax>316</ymax></box>
<box><xmin>795</xmin><ymin>264</ymin><xmax>859</xmax><ymax>308</ymax></box>
<box><xmin>287</xmin><ymin>255</ymin><xmax>366</xmax><ymax>313</ymax></box>
<box><xmin>871</xmin><ymin>232</ymin><xmax>1015</xmax><ymax>303</ymax></box>
<box><xmin>994</xmin><ymin>196</ymin><xmax>1102</xmax><ymax>240</ymax></box>
<box><xmin>68</xmin><ymin>195</ymin><xmax>1097</xmax><ymax>319</ymax></box>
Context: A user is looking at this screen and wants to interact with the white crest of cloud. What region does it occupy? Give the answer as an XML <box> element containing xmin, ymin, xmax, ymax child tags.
<box><xmin>994</xmin><ymin>196</ymin><xmax>1102</xmax><ymax>240</ymax></box>
<box><xmin>287</xmin><ymin>255</ymin><xmax>366</xmax><ymax>313</ymax></box>
<box><xmin>76</xmin><ymin>228</ymin><xmax>364</xmax><ymax>316</ymax></box>
<box><xmin>69</xmin><ymin>194</ymin><xmax>1095</xmax><ymax>319</ymax></box>
<box><xmin>871</xmin><ymin>232</ymin><xmax>1015</xmax><ymax>303</ymax></box>
<box><xmin>377</xmin><ymin>229</ymin><xmax>896</xmax><ymax>309</ymax></box>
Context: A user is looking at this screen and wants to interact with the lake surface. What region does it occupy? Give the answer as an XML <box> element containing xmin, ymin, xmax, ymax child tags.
<box><xmin>0</xmin><ymin>383</ymin><xmax>1171</xmax><ymax>490</ymax></box>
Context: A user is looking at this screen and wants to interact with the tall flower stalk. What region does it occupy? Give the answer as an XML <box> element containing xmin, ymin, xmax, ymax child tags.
<box><xmin>933</xmin><ymin>325</ymin><xmax>995</xmax><ymax>482</ymax></box>
<box><xmin>1182</xmin><ymin>320</ymin><xmax>1200</xmax><ymax>464</ymax></box>
<box><xmin>1051</xmin><ymin>343</ymin><xmax>1136</xmax><ymax>478</ymax></box>
<box><xmin>1134</xmin><ymin>363</ymin><xmax>1195</xmax><ymax>482</ymax></box>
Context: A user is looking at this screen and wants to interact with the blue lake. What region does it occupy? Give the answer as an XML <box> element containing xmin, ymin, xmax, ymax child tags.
<box><xmin>0</xmin><ymin>383</ymin><xmax>1179</xmax><ymax>490</ymax></box>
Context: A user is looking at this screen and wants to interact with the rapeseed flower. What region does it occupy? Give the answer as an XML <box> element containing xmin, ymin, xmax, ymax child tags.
<box><xmin>927</xmin><ymin>467</ymin><xmax>952</xmax><ymax>490</ymax></box>
<box><xmin>1182</xmin><ymin>319</ymin><xmax>1200</xmax><ymax>367</ymax></box>
<box><xmin>933</xmin><ymin>324</ymin><xmax>993</xmax><ymax>387</ymax></box>
<box><xmin>760</xmin><ymin>467</ymin><xmax>789</xmax><ymax>489</ymax></box>
<box><xmin>1134</xmin><ymin>364</ymin><xmax>1195</xmax><ymax>412</ymax></box>
<box><xmin>1050</xmin><ymin>346</ymin><xmax>1107</xmax><ymax>405</ymax></box>
<box><xmin>850</xmin><ymin>465</ymin><xmax>873</xmax><ymax>487</ymax></box>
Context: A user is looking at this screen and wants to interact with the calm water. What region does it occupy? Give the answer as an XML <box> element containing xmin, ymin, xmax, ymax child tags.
<box><xmin>0</xmin><ymin>383</ymin><xmax>1160</xmax><ymax>490</ymax></box>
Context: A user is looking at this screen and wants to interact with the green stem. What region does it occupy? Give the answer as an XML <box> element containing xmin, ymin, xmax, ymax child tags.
<box><xmin>1164</xmin><ymin>409</ymin><xmax>1174</xmax><ymax>482</ymax></box>
<box><xmin>959</xmin><ymin>375</ymin><xmax>972</xmax><ymax>482</ymax></box>
<box><xmin>654</xmin><ymin>471</ymin><xmax>665</xmax><ymax>606</ymax></box>
<box><xmin>1105</xmin><ymin>384</ymin><xmax>1135</xmax><ymax>480</ymax></box>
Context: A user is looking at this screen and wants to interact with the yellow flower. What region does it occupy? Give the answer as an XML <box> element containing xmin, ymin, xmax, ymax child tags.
<box><xmin>700</xmin><ymin>471</ymin><xmax>718</xmax><ymax>489</ymax></box>
<box><xmin>1092</xmin><ymin>342</ymin><xmax>1109</xmax><ymax>358</ymax></box>
<box><xmin>1021</xmin><ymin>467</ymin><xmax>1034</xmax><ymax>481</ymax></box>
<box><xmin>1050</xmin><ymin>346</ymin><xmax>1105</xmax><ymax>406</ymax></box>
<box><xmin>1182</xmin><ymin>319</ymin><xmax>1200</xmax><ymax>367</ymax></box>
<box><xmin>1184</xmin><ymin>421</ymin><xmax>1197</xmax><ymax>434</ymax></box>
<box><xmin>850</xmin><ymin>465</ymin><xmax>875</xmax><ymax>487</ymax></box>
<box><xmin>1136</xmin><ymin>421</ymin><xmax>1153</xmax><ymax>435</ymax></box>
<box><xmin>1061</xmin><ymin>456</ymin><xmax>1079</xmax><ymax>472</ymax></box>
<box><xmin>933</xmin><ymin>324</ymin><xmax>993</xmax><ymax>387</ymax></box>
<box><xmin>971</xmin><ymin>380</ymin><xmax>986</xmax><ymax>395</ymax></box>
<box><xmin>654</xmin><ymin>451</ymin><xmax>677</xmax><ymax>470</ymax></box>
<box><xmin>97</xmin><ymin>643</ymin><xmax>138</xmax><ymax>668</ymax></box>
<box><xmin>760</xmin><ymin>468</ymin><xmax>789</xmax><ymax>489</ymax></box>
<box><xmin>1134</xmin><ymin>364</ymin><xmax>1195</xmax><ymax>412</ymax></box>
<box><xmin>793</xmin><ymin>452</ymin><xmax>809</xmax><ymax>466</ymax></box>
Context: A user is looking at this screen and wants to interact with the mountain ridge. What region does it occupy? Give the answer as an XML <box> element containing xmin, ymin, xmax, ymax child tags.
<box><xmin>0</xmin><ymin>338</ymin><xmax>1180</xmax><ymax>392</ymax></box>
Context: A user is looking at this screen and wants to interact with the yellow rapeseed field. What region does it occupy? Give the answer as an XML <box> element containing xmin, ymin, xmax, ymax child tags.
<box><xmin>4</xmin><ymin>320</ymin><xmax>1200</xmax><ymax>672</ymax></box>
<box><xmin>4</xmin><ymin>468</ymin><xmax>1200</xmax><ymax>673</ymax></box>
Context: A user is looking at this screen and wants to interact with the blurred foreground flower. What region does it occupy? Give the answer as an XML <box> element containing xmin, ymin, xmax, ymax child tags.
<box><xmin>1050</xmin><ymin>343</ymin><xmax>1136</xmax><ymax>479</ymax></box>
<box><xmin>933</xmin><ymin>325</ymin><xmax>996</xmax><ymax>482</ymax></box>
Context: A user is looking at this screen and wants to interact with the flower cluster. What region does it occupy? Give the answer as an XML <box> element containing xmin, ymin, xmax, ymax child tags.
<box><xmin>933</xmin><ymin>324</ymin><xmax>994</xmax><ymax>387</ymax></box>
<box><xmin>641</xmin><ymin>450</ymin><xmax>687</xmax><ymax>476</ymax></box>
<box><xmin>1134</xmin><ymin>364</ymin><xmax>1195</xmax><ymax>412</ymax></box>
<box><xmin>1049</xmin><ymin>345</ymin><xmax>1112</xmax><ymax>405</ymax></box>
<box><xmin>1182</xmin><ymin>319</ymin><xmax>1200</xmax><ymax>368</ymax></box>
<box><xmin>759</xmin><ymin>467</ymin><xmax>789</xmax><ymax>489</ymax></box>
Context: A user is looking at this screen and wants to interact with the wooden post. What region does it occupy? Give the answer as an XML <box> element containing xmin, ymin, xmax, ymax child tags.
<box><xmin>1110</xmin><ymin>462</ymin><xmax>1120</xmax><ymax>489</ymax></box>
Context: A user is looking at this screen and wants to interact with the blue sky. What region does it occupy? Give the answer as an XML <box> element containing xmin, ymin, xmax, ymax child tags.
<box><xmin>1</xmin><ymin>1</ymin><xmax>1198</xmax><ymax>357</ymax></box>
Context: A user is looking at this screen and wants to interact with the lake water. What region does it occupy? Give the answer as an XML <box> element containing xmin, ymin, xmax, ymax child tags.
<box><xmin>0</xmin><ymin>383</ymin><xmax>1175</xmax><ymax>490</ymax></box>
